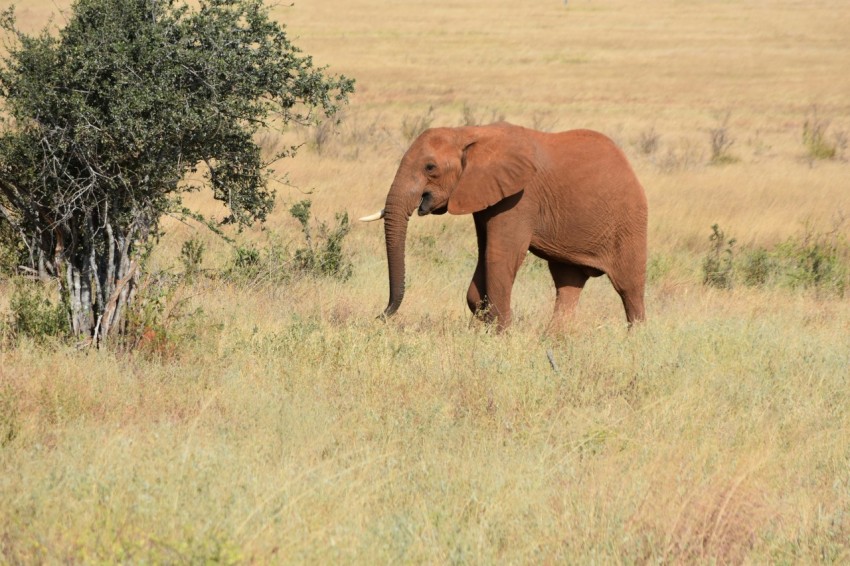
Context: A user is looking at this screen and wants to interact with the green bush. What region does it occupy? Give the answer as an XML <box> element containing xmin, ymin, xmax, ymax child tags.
<box><xmin>775</xmin><ymin>231</ymin><xmax>848</xmax><ymax>294</ymax></box>
<box><xmin>734</xmin><ymin>227</ymin><xmax>848</xmax><ymax>294</ymax></box>
<box><xmin>740</xmin><ymin>247</ymin><xmax>775</xmax><ymax>287</ymax></box>
<box><xmin>290</xmin><ymin>200</ymin><xmax>353</xmax><ymax>281</ymax></box>
<box><xmin>224</xmin><ymin>241</ymin><xmax>289</xmax><ymax>286</ymax></box>
<box><xmin>6</xmin><ymin>280</ymin><xmax>69</xmax><ymax>342</ymax></box>
<box><xmin>223</xmin><ymin>200</ymin><xmax>353</xmax><ymax>285</ymax></box>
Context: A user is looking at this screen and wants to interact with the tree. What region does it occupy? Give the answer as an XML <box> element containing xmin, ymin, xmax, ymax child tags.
<box><xmin>0</xmin><ymin>0</ymin><xmax>353</xmax><ymax>345</ymax></box>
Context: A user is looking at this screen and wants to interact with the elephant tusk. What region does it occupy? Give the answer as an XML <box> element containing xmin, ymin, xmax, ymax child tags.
<box><xmin>359</xmin><ymin>209</ymin><xmax>385</xmax><ymax>222</ymax></box>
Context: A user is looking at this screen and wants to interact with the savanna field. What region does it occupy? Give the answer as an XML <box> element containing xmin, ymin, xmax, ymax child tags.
<box><xmin>1</xmin><ymin>0</ymin><xmax>850</xmax><ymax>562</ymax></box>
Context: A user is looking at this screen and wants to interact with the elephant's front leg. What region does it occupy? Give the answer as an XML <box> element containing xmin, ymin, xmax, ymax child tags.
<box><xmin>467</xmin><ymin>214</ymin><xmax>488</xmax><ymax>318</ymax></box>
<box><xmin>482</xmin><ymin>218</ymin><xmax>532</xmax><ymax>331</ymax></box>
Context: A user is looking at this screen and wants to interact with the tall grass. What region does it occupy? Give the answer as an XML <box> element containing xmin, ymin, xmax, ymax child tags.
<box><xmin>2</xmin><ymin>0</ymin><xmax>850</xmax><ymax>562</ymax></box>
<box><xmin>2</xmin><ymin>281</ymin><xmax>850</xmax><ymax>562</ymax></box>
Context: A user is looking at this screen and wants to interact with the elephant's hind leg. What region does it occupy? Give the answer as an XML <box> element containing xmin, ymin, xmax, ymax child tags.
<box><xmin>548</xmin><ymin>262</ymin><xmax>589</xmax><ymax>331</ymax></box>
<box><xmin>608</xmin><ymin>273</ymin><xmax>646</xmax><ymax>326</ymax></box>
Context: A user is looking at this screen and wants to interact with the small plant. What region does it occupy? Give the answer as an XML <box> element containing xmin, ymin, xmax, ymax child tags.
<box><xmin>747</xmin><ymin>129</ymin><xmax>773</xmax><ymax>159</ymax></box>
<box><xmin>703</xmin><ymin>224</ymin><xmax>736</xmax><ymax>289</ymax></box>
<box><xmin>709</xmin><ymin>112</ymin><xmax>738</xmax><ymax>165</ymax></box>
<box><xmin>401</xmin><ymin>106</ymin><xmax>435</xmax><ymax>143</ymax></box>
<box><xmin>802</xmin><ymin>107</ymin><xmax>844</xmax><ymax>162</ymax></box>
<box><xmin>459</xmin><ymin>103</ymin><xmax>506</xmax><ymax>127</ymax></box>
<box><xmin>6</xmin><ymin>280</ymin><xmax>69</xmax><ymax>342</ymax></box>
<box><xmin>290</xmin><ymin>200</ymin><xmax>353</xmax><ymax>281</ymax></box>
<box><xmin>308</xmin><ymin>118</ymin><xmax>337</xmax><ymax>155</ymax></box>
<box><xmin>635</xmin><ymin>126</ymin><xmax>660</xmax><ymax>156</ymax></box>
<box><xmin>413</xmin><ymin>233</ymin><xmax>447</xmax><ymax>266</ymax></box>
<box><xmin>179</xmin><ymin>237</ymin><xmax>206</xmax><ymax>281</ymax></box>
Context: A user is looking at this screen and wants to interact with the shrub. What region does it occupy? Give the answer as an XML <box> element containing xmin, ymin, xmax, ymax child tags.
<box><xmin>0</xmin><ymin>221</ymin><xmax>27</xmax><ymax>277</ymax></box>
<box><xmin>120</xmin><ymin>269</ymin><xmax>203</xmax><ymax>357</ymax></box>
<box><xmin>6</xmin><ymin>280</ymin><xmax>69</xmax><ymax>343</ymax></box>
<box><xmin>290</xmin><ymin>200</ymin><xmax>353</xmax><ymax>281</ymax></box>
<box><xmin>703</xmin><ymin>224</ymin><xmax>736</xmax><ymax>289</ymax></box>
<box><xmin>229</xmin><ymin>245</ymin><xmax>262</xmax><ymax>279</ymax></box>
<box><xmin>179</xmin><ymin>238</ymin><xmax>206</xmax><ymax>281</ymax></box>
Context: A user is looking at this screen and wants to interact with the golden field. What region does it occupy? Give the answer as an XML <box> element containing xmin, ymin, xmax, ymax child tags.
<box><xmin>1</xmin><ymin>0</ymin><xmax>850</xmax><ymax>562</ymax></box>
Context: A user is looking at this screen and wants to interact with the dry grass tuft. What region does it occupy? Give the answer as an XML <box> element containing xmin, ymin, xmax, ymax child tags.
<box><xmin>662</xmin><ymin>472</ymin><xmax>770</xmax><ymax>564</ymax></box>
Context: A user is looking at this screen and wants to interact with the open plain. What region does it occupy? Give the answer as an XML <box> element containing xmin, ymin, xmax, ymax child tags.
<box><xmin>1</xmin><ymin>0</ymin><xmax>849</xmax><ymax>562</ymax></box>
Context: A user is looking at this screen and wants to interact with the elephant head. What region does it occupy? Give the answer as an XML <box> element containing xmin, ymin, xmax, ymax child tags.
<box><xmin>361</xmin><ymin>124</ymin><xmax>537</xmax><ymax>318</ymax></box>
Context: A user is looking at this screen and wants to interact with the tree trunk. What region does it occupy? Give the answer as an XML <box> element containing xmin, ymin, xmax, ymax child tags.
<box><xmin>63</xmin><ymin>258</ymin><xmax>94</xmax><ymax>339</ymax></box>
<box><xmin>54</xmin><ymin>216</ymin><xmax>140</xmax><ymax>348</ymax></box>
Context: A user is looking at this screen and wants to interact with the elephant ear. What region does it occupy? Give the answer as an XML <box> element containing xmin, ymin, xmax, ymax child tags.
<box><xmin>448</xmin><ymin>125</ymin><xmax>537</xmax><ymax>215</ymax></box>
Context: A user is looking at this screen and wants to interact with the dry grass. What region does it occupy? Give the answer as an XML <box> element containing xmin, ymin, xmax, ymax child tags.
<box><xmin>2</xmin><ymin>0</ymin><xmax>850</xmax><ymax>562</ymax></box>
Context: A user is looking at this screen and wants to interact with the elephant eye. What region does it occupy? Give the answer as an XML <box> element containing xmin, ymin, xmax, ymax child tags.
<box><xmin>424</xmin><ymin>163</ymin><xmax>437</xmax><ymax>174</ymax></box>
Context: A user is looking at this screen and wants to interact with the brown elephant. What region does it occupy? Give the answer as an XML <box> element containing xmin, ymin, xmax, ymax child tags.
<box><xmin>361</xmin><ymin>122</ymin><xmax>648</xmax><ymax>331</ymax></box>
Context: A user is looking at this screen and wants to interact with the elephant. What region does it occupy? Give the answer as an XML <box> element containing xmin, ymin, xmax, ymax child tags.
<box><xmin>361</xmin><ymin>121</ymin><xmax>648</xmax><ymax>331</ymax></box>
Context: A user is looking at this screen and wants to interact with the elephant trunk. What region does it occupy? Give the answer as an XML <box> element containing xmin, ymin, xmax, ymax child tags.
<box><xmin>382</xmin><ymin>183</ymin><xmax>419</xmax><ymax>318</ymax></box>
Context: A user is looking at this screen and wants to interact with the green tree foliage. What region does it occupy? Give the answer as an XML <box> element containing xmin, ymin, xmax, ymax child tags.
<box><xmin>0</xmin><ymin>0</ymin><xmax>353</xmax><ymax>345</ymax></box>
